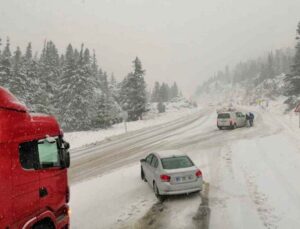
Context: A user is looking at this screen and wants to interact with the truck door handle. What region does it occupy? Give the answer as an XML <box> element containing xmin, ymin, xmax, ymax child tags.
<box><xmin>39</xmin><ymin>187</ymin><xmax>48</xmax><ymax>198</ymax></box>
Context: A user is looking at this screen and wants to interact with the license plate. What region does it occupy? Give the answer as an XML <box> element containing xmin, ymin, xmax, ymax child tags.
<box><xmin>176</xmin><ymin>176</ymin><xmax>192</xmax><ymax>182</ymax></box>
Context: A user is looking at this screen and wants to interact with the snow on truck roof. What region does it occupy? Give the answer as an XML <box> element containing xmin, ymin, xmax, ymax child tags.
<box><xmin>155</xmin><ymin>150</ymin><xmax>186</xmax><ymax>158</ymax></box>
<box><xmin>0</xmin><ymin>87</ymin><xmax>61</xmax><ymax>143</ymax></box>
<box><xmin>0</xmin><ymin>87</ymin><xmax>27</xmax><ymax>112</ymax></box>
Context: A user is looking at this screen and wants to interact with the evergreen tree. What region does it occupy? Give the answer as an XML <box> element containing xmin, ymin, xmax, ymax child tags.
<box><xmin>0</xmin><ymin>38</ymin><xmax>12</xmax><ymax>88</ymax></box>
<box><xmin>23</xmin><ymin>43</ymin><xmax>40</xmax><ymax>110</ymax></box>
<box><xmin>285</xmin><ymin>22</ymin><xmax>300</xmax><ymax>96</ymax></box>
<box><xmin>120</xmin><ymin>57</ymin><xmax>147</xmax><ymax>121</ymax></box>
<box><xmin>151</xmin><ymin>81</ymin><xmax>160</xmax><ymax>102</ymax></box>
<box><xmin>170</xmin><ymin>82</ymin><xmax>179</xmax><ymax>99</ymax></box>
<box><xmin>36</xmin><ymin>41</ymin><xmax>60</xmax><ymax>113</ymax></box>
<box><xmin>10</xmin><ymin>46</ymin><xmax>27</xmax><ymax>101</ymax></box>
<box><xmin>159</xmin><ymin>83</ymin><xmax>169</xmax><ymax>102</ymax></box>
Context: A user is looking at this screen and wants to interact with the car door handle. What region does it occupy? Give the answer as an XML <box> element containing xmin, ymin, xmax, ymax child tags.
<box><xmin>39</xmin><ymin>187</ymin><xmax>48</xmax><ymax>198</ymax></box>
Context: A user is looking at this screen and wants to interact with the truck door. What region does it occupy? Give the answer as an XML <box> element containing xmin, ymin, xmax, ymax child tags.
<box><xmin>37</xmin><ymin>137</ymin><xmax>67</xmax><ymax>215</ymax></box>
<box><xmin>12</xmin><ymin>141</ymin><xmax>40</xmax><ymax>226</ymax></box>
<box><xmin>0</xmin><ymin>145</ymin><xmax>12</xmax><ymax>229</ymax></box>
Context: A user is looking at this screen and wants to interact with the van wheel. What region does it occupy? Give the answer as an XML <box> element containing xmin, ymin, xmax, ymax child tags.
<box><xmin>141</xmin><ymin>168</ymin><xmax>147</xmax><ymax>182</ymax></box>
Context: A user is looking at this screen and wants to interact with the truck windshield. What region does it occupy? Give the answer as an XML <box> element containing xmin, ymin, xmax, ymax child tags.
<box><xmin>161</xmin><ymin>156</ymin><xmax>194</xmax><ymax>170</ymax></box>
<box><xmin>218</xmin><ymin>113</ymin><xmax>230</xmax><ymax>119</ymax></box>
<box><xmin>38</xmin><ymin>139</ymin><xmax>61</xmax><ymax>168</ymax></box>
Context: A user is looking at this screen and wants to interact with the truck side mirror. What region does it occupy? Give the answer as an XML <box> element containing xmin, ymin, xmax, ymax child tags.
<box><xmin>140</xmin><ymin>158</ymin><xmax>146</xmax><ymax>163</ymax></box>
<box><xmin>62</xmin><ymin>150</ymin><xmax>70</xmax><ymax>168</ymax></box>
<box><xmin>61</xmin><ymin>140</ymin><xmax>70</xmax><ymax>168</ymax></box>
<box><xmin>64</xmin><ymin>141</ymin><xmax>70</xmax><ymax>150</ymax></box>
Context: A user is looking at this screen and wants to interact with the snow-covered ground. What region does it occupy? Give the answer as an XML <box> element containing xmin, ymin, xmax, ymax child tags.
<box><xmin>70</xmin><ymin>100</ymin><xmax>300</xmax><ymax>229</ymax></box>
<box><xmin>71</xmin><ymin>163</ymin><xmax>157</xmax><ymax>229</ymax></box>
<box><xmin>65</xmin><ymin>101</ymin><xmax>198</xmax><ymax>149</ymax></box>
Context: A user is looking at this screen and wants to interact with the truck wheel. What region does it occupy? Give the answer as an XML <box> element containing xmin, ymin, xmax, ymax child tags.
<box><xmin>33</xmin><ymin>220</ymin><xmax>54</xmax><ymax>229</ymax></box>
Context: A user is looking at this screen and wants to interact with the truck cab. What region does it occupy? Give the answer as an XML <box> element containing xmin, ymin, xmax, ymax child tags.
<box><xmin>0</xmin><ymin>87</ymin><xmax>70</xmax><ymax>229</ymax></box>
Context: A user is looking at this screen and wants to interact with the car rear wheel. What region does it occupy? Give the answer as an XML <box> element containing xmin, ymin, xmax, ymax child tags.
<box><xmin>141</xmin><ymin>167</ymin><xmax>147</xmax><ymax>182</ymax></box>
<box><xmin>153</xmin><ymin>182</ymin><xmax>165</xmax><ymax>201</ymax></box>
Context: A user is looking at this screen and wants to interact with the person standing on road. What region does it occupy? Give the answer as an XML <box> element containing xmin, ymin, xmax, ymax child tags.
<box><xmin>249</xmin><ymin>112</ymin><xmax>254</xmax><ymax>127</ymax></box>
<box><xmin>246</xmin><ymin>113</ymin><xmax>250</xmax><ymax>127</ymax></box>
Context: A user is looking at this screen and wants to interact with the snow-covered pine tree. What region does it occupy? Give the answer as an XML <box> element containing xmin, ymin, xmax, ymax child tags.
<box><xmin>170</xmin><ymin>82</ymin><xmax>179</xmax><ymax>99</ymax></box>
<box><xmin>0</xmin><ymin>38</ymin><xmax>12</xmax><ymax>89</ymax></box>
<box><xmin>120</xmin><ymin>57</ymin><xmax>147</xmax><ymax>121</ymax></box>
<box><xmin>285</xmin><ymin>22</ymin><xmax>300</xmax><ymax>96</ymax></box>
<box><xmin>9</xmin><ymin>46</ymin><xmax>28</xmax><ymax>103</ymax></box>
<box><xmin>151</xmin><ymin>81</ymin><xmax>160</xmax><ymax>102</ymax></box>
<box><xmin>57</xmin><ymin>44</ymin><xmax>77</xmax><ymax>129</ymax></box>
<box><xmin>23</xmin><ymin>43</ymin><xmax>40</xmax><ymax>111</ymax></box>
<box><xmin>35</xmin><ymin>41</ymin><xmax>60</xmax><ymax>113</ymax></box>
<box><xmin>60</xmin><ymin>45</ymin><xmax>96</xmax><ymax>130</ymax></box>
<box><xmin>159</xmin><ymin>83</ymin><xmax>170</xmax><ymax>102</ymax></box>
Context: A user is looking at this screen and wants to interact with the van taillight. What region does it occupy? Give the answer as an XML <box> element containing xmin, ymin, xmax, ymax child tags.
<box><xmin>230</xmin><ymin>120</ymin><xmax>233</xmax><ymax>125</ymax></box>
<box><xmin>66</xmin><ymin>186</ymin><xmax>70</xmax><ymax>203</ymax></box>
<box><xmin>195</xmin><ymin>169</ymin><xmax>202</xmax><ymax>177</ymax></box>
<box><xmin>160</xmin><ymin>174</ymin><xmax>171</xmax><ymax>182</ymax></box>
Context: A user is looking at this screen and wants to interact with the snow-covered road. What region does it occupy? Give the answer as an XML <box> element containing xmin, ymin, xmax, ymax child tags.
<box><xmin>70</xmin><ymin>107</ymin><xmax>300</xmax><ymax>229</ymax></box>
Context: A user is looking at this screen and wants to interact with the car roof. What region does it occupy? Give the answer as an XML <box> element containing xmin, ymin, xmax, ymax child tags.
<box><xmin>154</xmin><ymin>150</ymin><xmax>186</xmax><ymax>159</ymax></box>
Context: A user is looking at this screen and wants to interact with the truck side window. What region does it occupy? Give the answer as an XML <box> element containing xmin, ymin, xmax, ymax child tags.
<box><xmin>38</xmin><ymin>138</ymin><xmax>61</xmax><ymax>169</ymax></box>
<box><xmin>19</xmin><ymin>141</ymin><xmax>36</xmax><ymax>169</ymax></box>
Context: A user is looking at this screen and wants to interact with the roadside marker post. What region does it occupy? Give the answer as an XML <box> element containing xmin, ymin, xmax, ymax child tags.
<box><xmin>294</xmin><ymin>103</ymin><xmax>300</xmax><ymax>128</ymax></box>
<box><xmin>122</xmin><ymin>111</ymin><xmax>128</xmax><ymax>133</ymax></box>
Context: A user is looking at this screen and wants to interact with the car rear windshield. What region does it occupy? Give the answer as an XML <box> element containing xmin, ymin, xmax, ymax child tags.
<box><xmin>161</xmin><ymin>156</ymin><xmax>194</xmax><ymax>170</ymax></box>
<box><xmin>218</xmin><ymin>113</ymin><xmax>230</xmax><ymax>119</ymax></box>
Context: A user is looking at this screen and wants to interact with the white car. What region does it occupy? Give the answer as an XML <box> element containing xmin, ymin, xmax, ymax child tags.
<box><xmin>140</xmin><ymin>150</ymin><xmax>203</xmax><ymax>200</ymax></box>
<box><xmin>217</xmin><ymin>111</ymin><xmax>247</xmax><ymax>130</ymax></box>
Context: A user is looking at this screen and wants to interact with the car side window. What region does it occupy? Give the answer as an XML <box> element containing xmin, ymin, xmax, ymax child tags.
<box><xmin>19</xmin><ymin>141</ymin><xmax>37</xmax><ymax>169</ymax></box>
<box><xmin>150</xmin><ymin>156</ymin><xmax>158</xmax><ymax>168</ymax></box>
<box><xmin>146</xmin><ymin>154</ymin><xmax>153</xmax><ymax>164</ymax></box>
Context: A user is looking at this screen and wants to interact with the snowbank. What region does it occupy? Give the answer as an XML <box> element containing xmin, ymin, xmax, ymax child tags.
<box><xmin>65</xmin><ymin>101</ymin><xmax>198</xmax><ymax>149</ymax></box>
<box><xmin>70</xmin><ymin>163</ymin><xmax>157</xmax><ymax>229</ymax></box>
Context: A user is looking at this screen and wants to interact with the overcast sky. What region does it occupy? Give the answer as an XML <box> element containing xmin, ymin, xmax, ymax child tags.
<box><xmin>1</xmin><ymin>0</ymin><xmax>300</xmax><ymax>96</ymax></box>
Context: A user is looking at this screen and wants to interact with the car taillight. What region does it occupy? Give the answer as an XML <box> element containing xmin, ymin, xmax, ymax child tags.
<box><xmin>66</xmin><ymin>186</ymin><xmax>70</xmax><ymax>203</ymax></box>
<box><xmin>195</xmin><ymin>169</ymin><xmax>202</xmax><ymax>177</ymax></box>
<box><xmin>160</xmin><ymin>174</ymin><xmax>171</xmax><ymax>182</ymax></box>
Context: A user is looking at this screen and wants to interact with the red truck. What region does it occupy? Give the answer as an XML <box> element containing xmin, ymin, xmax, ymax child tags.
<box><xmin>0</xmin><ymin>87</ymin><xmax>70</xmax><ymax>229</ymax></box>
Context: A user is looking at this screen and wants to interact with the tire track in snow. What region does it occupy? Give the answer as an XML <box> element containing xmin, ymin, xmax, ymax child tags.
<box><xmin>127</xmin><ymin>182</ymin><xmax>210</xmax><ymax>229</ymax></box>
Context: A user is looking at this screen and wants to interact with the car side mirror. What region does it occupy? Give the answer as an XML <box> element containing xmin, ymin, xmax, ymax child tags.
<box><xmin>140</xmin><ymin>158</ymin><xmax>146</xmax><ymax>163</ymax></box>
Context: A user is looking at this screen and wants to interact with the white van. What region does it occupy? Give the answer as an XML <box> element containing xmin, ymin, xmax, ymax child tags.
<box><xmin>217</xmin><ymin>111</ymin><xmax>246</xmax><ymax>130</ymax></box>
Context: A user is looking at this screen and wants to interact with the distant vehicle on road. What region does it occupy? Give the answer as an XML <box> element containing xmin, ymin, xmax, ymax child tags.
<box><xmin>140</xmin><ymin>150</ymin><xmax>203</xmax><ymax>200</ymax></box>
<box><xmin>217</xmin><ymin>111</ymin><xmax>247</xmax><ymax>130</ymax></box>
